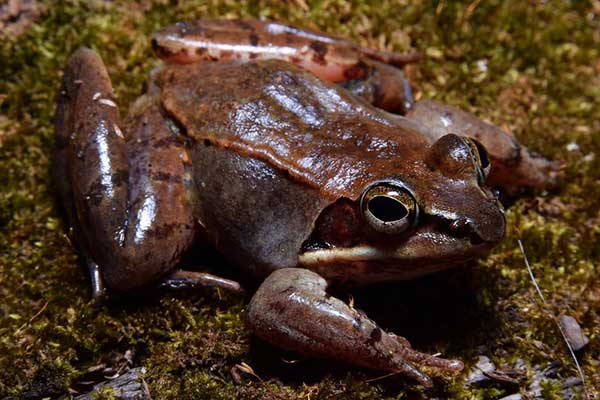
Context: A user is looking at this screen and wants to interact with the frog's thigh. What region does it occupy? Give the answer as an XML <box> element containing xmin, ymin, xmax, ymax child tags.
<box><xmin>55</xmin><ymin>48</ymin><xmax>196</xmax><ymax>291</ymax></box>
<box><xmin>406</xmin><ymin>100</ymin><xmax>561</xmax><ymax>194</ymax></box>
<box><xmin>247</xmin><ymin>268</ymin><xmax>463</xmax><ymax>387</ymax></box>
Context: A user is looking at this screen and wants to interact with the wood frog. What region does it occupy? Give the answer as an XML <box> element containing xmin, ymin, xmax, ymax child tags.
<box><xmin>54</xmin><ymin>19</ymin><xmax>560</xmax><ymax>386</ymax></box>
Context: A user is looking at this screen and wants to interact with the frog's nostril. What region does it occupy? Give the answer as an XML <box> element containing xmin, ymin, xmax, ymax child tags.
<box><xmin>449</xmin><ymin>218</ymin><xmax>471</xmax><ymax>233</ymax></box>
<box><xmin>449</xmin><ymin>218</ymin><xmax>485</xmax><ymax>245</ymax></box>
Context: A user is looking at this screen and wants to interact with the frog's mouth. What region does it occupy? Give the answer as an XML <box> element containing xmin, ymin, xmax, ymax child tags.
<box><xmin>298</xmin><ymin>221</ymin><xmax>499</xmax><ymax>283</ymax></box>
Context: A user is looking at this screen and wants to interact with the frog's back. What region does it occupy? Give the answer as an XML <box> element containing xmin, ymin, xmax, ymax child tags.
<box><xmin>155</xmin><ymin>59</ymin><xmax>430</xmax><ymax>201</ymax></box>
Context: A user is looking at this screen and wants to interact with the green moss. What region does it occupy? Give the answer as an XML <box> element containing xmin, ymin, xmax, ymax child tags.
<box><xmin>1</xmin><ymin>0</ymin><xmax>598</xmax><ymax>399</ymax></box>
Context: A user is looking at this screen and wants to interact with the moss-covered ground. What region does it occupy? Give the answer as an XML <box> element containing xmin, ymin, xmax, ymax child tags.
<box><xmin>1</xmin><ymin>1</ymin><xmax>599</xmax><ymax>398</ymax></box>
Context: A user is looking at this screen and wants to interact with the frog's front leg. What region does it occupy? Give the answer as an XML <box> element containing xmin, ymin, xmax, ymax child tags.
<box><xmin>247</xmin><ymin>268</ymin><xmax>463</xmax><ymax>387</ymax></box>
<box><xmin>406</xmin><ymin>100</ymin><xmax>562</xmax><ymax>195</ymax></box>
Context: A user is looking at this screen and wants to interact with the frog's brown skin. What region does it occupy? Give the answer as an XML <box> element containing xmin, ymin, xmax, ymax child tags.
<box><xmin>54</xmin><ymin>19</ymin><xmax>559</xmax><ymax>387</ymax></box>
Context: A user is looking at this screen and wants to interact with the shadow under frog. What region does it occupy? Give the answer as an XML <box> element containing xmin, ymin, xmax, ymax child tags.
<box><xmin>54</xmin><ymin>19</ymin><xmax>560</xmax><ymax>387</ymax></box>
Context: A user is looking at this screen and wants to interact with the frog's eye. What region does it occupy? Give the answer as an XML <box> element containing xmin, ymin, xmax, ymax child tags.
<box><xmin>464</xmin><ymin>138</ymin><xmax>491</xmax><ymax>183</ymax></box>
<box><xmin>360</xmin><ymin>182</ymin><xmax>418</xmax><ymax>234</ymax></box>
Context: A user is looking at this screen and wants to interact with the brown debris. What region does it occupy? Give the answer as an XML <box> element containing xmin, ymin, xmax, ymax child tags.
<box><xmin>0</xmin><ymin>0</ymin><xmax>45</xmax><ymax>38</ymax></box>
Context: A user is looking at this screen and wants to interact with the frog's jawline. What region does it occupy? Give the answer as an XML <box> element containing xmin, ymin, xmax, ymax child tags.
<box><xmin>298</xmin><ymin>240</ymin><xmax>492</xmax><ymax>283</ymax></box>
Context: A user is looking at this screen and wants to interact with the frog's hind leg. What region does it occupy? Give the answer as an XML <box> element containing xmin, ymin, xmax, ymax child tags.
<box><xmin>55</xmin><ymin>48</ymin><xmax>197</xmax><ymax>292</ymax></box>
<box><xmin>247</xmin><ymin>268</ymin><xmax>463</xmax><ymax>387</ymax></box>
<box><xmin>406</xmin><ymin>100</ymin><xmax>562</xmax><ymax>195</ymax></box>
<box><xmin>152</xmin><ymin>19</ymin><xmax>420</xmax><ymax>114</ymax></box>
<box><xmin>152</xmin><ymin>19</ymin><xmax>420</xmax><ymax>82</ymax></box>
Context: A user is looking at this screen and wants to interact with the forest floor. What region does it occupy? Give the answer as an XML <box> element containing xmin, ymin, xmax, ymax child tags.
<box><xmin>1</xmin><ymin>1</ymin><xmax>599</xmax><ymax>399</ymax></box>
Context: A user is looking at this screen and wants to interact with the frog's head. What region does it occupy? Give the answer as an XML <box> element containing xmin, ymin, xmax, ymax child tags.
<box><xmin>299</xmin><ymin>134</ymin><xmax>505</xmax><ymax>283</ymax></box>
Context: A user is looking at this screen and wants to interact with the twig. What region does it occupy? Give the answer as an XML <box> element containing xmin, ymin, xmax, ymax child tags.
<box><xmin>517</xmin><ymin>238</ymin><xmax>589</xmax><ymax>400</ymax></box>
<box><xmin>365</xmin><ymin>370</ymin><xmax>402</xmax><ymax>383</ymax></box>
<box><xmin>14</xmin><ymin>300</ymin><xmax>49</xmax><ymax>335</ymax></box>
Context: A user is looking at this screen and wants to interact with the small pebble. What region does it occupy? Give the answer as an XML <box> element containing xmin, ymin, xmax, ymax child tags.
<box><xmin>559</xmin><ymin>315</ymin><xmax>589</xmax><ymax>351</ymax></box>
<box><xmin>499</xmin><ymin>394</ymin><xmax>521</xmax><ymax>400</ymax></box>
<box><xmin>465</xmin><ymin>355</ymin><xmax>495</xmax><ymax>386</ymax></box>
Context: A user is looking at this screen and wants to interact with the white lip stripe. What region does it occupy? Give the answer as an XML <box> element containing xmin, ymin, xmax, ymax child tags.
<box><xmin>299</xmin><ymin>246</ymin><xmax>398</xmax><ymax>265</ymax></box>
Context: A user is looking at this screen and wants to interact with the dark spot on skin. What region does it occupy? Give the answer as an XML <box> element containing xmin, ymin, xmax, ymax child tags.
<box><xmin>279</xmin><ymin>285</ymin><xmax>295</xmax><ymax>295</ymax></box>
<box><xmin>84</xmin><ymin>178</ymin><xmax>106</xmax><ymax>207</ymax></box>
<box><xmin>150</xmin><ymin>38</ymin><xmax>159</xmax><ymax>51</ymax></box>
<box><xmin>203</xmin><ymin>139</ymin><xmax>211</xmax><ymax>147</ymax></box>
<box><xmin>249</xmin><ymin>33</ymin><xmax>259</xmax><ymax>46</ymax></box>
<box><xmin>235</xmin><ymin>20</ymin><xmax>254</xmax><ymax>31</ymax></box>
<box><xmin>195</xmin><ymin>47</ymin><xmax>207</xmax><ymax>57</ymax></box>
<box><xmin>152</xmin><ymin>172</ymin><xmax>183</xmax><ymax>184</ymax></box>
<box><xmin>343</xmin><ymin>60</ymin><xmax>371</xmax><ymax>80</ymax></box>
<box><xmin>111</xmin><ymin>169</ymin><xmax>128</xmax><ymax>187</ymax></box>
<box><xmin>55</xmin><ymin>134</ymin><xmax>70</xmax><ymax>149</ymax></box>
<box><xmin>366</xmin><ymin>327</ymin><xmax>382</xmax><ymax>346</ymax></box>
<box><xmin>152</xmin><ymin>42</ymin><xmax>186</xmax><ymax>60</ymax></box>
<box><xmin>267</xmin><ymin>299</ymin><xmax>289</xmax><ymax>315</ymax></box>
<box><xmin>153</xmin><ymin>135</ymin><xmax>183</xmax><ymax>148</ymax></box>
<box><xmin>149</xmin><ymin>222</ymin><xmax>181</xmax><ymax>240</ymax></box>
<box><xmin>309</xmin><ymin>41</ymin><xmax>328</xmax><ymax>65</ymax></box>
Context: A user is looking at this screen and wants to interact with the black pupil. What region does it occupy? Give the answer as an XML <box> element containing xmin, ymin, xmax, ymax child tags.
<box><xmin>474</xmin><ymin>140</ymin><xmax>490</xmax><ymax>169</ymax></box>
<box><xmin>368</xmin><ymin>196</ymin><xmax>408</xmax><ymax>222</ymax></box>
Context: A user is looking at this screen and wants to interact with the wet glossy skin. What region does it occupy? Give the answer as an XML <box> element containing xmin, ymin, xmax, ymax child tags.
<box><xmin>55</xmin><ymin>19</ymin><xmax>560</xmax><ymax>387</ymax></box>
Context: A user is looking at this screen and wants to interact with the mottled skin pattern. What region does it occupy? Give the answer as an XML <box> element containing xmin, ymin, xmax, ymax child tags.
<box><xmin>54</xmin><ymin>19</ymin><xmax>559</xmax><ymax>387</ymax></box>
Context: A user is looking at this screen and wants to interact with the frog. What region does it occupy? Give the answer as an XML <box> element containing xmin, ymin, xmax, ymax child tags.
<box><xmin>54</xmin><ymin>19</ymin><xmax>560</xmax><ymax>387</ymax></box>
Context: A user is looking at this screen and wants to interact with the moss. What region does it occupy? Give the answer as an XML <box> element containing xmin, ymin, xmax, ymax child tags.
<box><xmin>0</xmin><ymin>0</ymin><xmax>598</xmax><ymax>399</ymax></box>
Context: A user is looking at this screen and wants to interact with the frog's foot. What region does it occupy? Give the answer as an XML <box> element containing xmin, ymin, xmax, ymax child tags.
<box><xmin>158</xmin><ymin>269</ymin><xmax>246</xmax><ymax>295</ymax></box>
<box><xmin>247</xmin><ymin>268</ymin><xmax>463</xmax><ymax>387</ymax></box>
<box><xmin>152</xmin><ymin>19</ymin><xmax>420</xmax><ymax>83</ymax></box>
<box><xmin>406</xmin><ymin>100</ymin><xmax>562</xmax><ymax>195</ymax></box>
<box><xmin>152</xmin><ymin>19</ymin><xmax>420</xmax><ymax>114</ymax></box>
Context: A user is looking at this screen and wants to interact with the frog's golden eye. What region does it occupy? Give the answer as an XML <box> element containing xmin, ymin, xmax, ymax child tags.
<box><xmin>360</xmin><ymin>182</ymin><xmax>418</xmax><ymax>234</ymax></box>
<box><xmin>464</xmin><ymin>138</ymin><xmax>491</xmax><ymax>183</ymax></box>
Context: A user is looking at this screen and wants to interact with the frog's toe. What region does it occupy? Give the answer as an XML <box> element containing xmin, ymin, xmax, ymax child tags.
<box><xmin>494</xmin><ymin>147</ymin><xmax>564</xmax><ymax>196</ymax></box>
